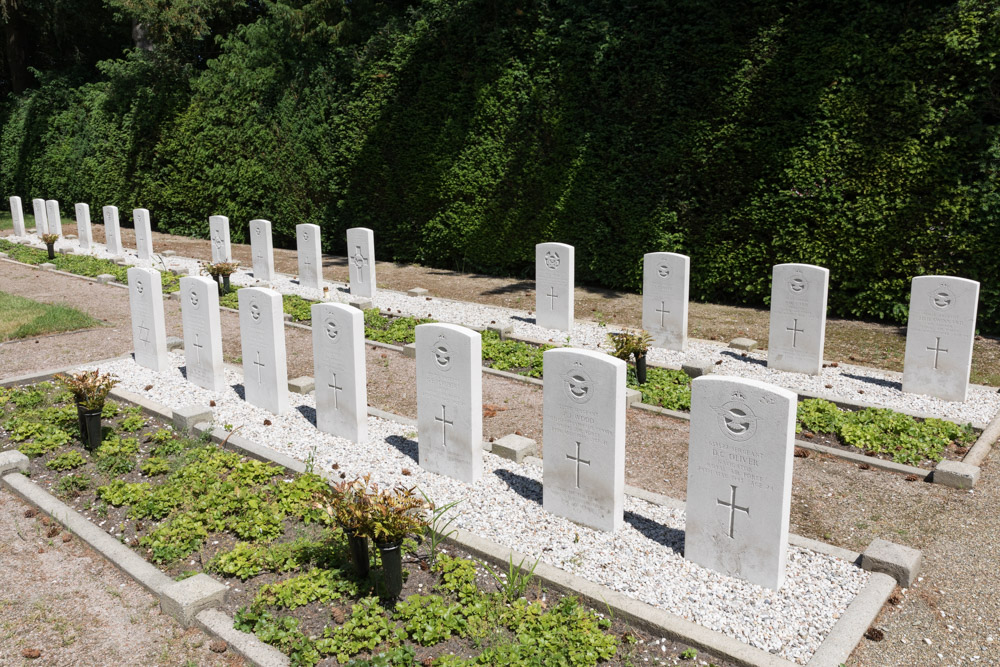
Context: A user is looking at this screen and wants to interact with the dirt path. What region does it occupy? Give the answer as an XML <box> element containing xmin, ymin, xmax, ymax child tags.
<box><xmin>1</xmin><ymin>259</ymin><xmax>999</xmax><ymax>665</ymax></box>
<box><xmin>0</xmin><ymin>488</ymin><xmax>240</xmax><ymax>666</ymax></box>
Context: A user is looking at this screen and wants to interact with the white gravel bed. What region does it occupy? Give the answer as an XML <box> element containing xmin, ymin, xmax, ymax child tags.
<box><xmin>24</xmin><ymin>233</ymin><xmax>998</xmax><ymax>424</ymax></box>
<box><xmin>81</xmin><ymin>351</ymin><xmax>869</xmax><ymax>665</ymax></box>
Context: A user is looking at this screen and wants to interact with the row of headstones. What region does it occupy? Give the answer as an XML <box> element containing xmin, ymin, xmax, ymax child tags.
<box><xmin>14</xmin><ymin>196</ymin><xmax>979</xmax><ymax>403</ymax></box>
<box><xmin>127</xmin><ymin>265</ymin><xmax>793</xmax><ymax>590</ymax></box>
<box><xmin>8</xmin><ymin>197</ymin><xmax>378</xmax><ymax>299</ymax></box>
<box><xmin>538</xmin><ymin>244</ymin><xmax>981</xmax><ymax>403</ymax></box>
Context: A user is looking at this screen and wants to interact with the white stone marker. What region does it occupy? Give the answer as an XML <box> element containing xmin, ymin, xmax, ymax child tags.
<box><xmin>31</xmin><ymin>198</ymin><xmax>48</xmax><ymax>235</ymax></box>
<box><xmin>312</xmin><ymin>303</ymin><xmax>367</xmax><ymax>443</ymax></box>
<box><xmin>416</xmin><ymin>323</ymin><xmax>482</xmax><ymax>483</ymax></box>
<box><xmin>296</xmin><ymin>223</ymin><xmax>322</xmax><ymax>290</ymax></box>
<box><xmin>180</xmin><ymin>276</ymin><xmax>225</xmax><ymax>393</ymax></box>
<box><xmin>902</xmin><ymin>276</ymin><xmax>980</xmax><ymax>402</ymax></box>
<box><xmin>209</xmin><ymin>215</ymin><xmax>232</xmax><ymax>263</ymax></box>
<box><xmin>238</xmin><ymin>287</ymin><xmax>289</xmax><ymax>415</ymax></box>
<box><xmin>642</xmin><ymin>252</ymin><xmax>690</xmax><ymax>351</ymax></box>
<box><xmin>44</xmin><ymin>200</ymin><xmax>62</xmax><ymax>236</ymax></box>
<box><xmin>9</xmin><ymin>196</ymin><xmax>25</xmax><ymax>237</ymax></box>
<box><xmin>685</xmin><ymin>375</ymin><xmax>795</xmax><ymax>590</ymax></box>
<box><xmin>134</xmin><ymin>208</ymin><xmax>153</xmax><ymax>260</ymax></box>
<box><xmin>127</xmin><ymin>267</ymin><xmax>169</xmax><ymax>372</ymax></box>
<box><xmin>766</xmin><ymin>263</ymin><xmax>829</xmax><ymax>375</ymax></box>
<box><xmin>249</xmin><ymin>219</ymin><xmax>275</xmax><ymax>281</ymax></box>
<box><xmin>75</xmin><ymin>203</ymin><xmax>93</xmax><ymax>251</ymax></box>
<box><xmin>542</xmin><ymin>348</ymin><xmax>626</xmax><ymax>532</ymax></box>
<box><xmin>103</xmin><ymin>205</ymin><xmax>122</xmax><ymax>255</ymax></box>
<box><xmin>346</xmin><ymin>227</ymin><xmax>376</xmax><ymax>298</ymax></box>
<box><xmin>535</xmin><ymin>242</ymin><xmax>574</xmax><ymax>331</ymax></box>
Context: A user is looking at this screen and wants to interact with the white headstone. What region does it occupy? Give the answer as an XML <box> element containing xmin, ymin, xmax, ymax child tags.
<box><xmin>535</xmin><ymin>242</ymin><xmax>574</xmax><ymax>331</ymax></box>
<box><xmin>542</xmin><ymin>348</ymin><xmax>625</xmax><ymax>531</ymax></box>
<box><xmin>249</xmin><ymin>219</ymin><xmax>275</xmax><ymax>281</ymax></box>
<box><xmin>133</xmin><ymin>208</ymin><xmax>153</xmax><ymax>260</ymax></box>
<box><xmin>127</xmin><ymin>267</ymin><xmax>169</xmax><ymax>372</ymax></box>
<box><xmin>416</xmin><ymin>323</ymin><xmax>483</xmax><ymax>483</ymax></box>
<box><xmin>9</xmin><ymin>196</ymin><xmax>25</xmax><ymax>237</ymax></box>
<box><xmin>238</xmin><ymin>287</ymin><xmax>289</xmax><ymax>415</ymax></box>
<box><xmin>766</xmin><ymin>263</ymin><xmax>829</xmax><ymax>375</ymax></box>
<box><xmin>346</xmin><ymin>227</ymin><xmax>376</xmax><ymax>298</ymax></box>
<box><xmin>311</xmin><ymin>303</ymin><xmax>367</xmax><ymax>443</ymax></box>
<box><xmin>44</xmin><ymin>200</ymin><xmax>62</xmax><ymax>236</ymax></box>
<box><xmin>31</xmin><ymin>198</ymin><xmax>48</xmax><ymax>235</ymax></box>
<box><xmin>75</xmin><ymin>203</ymin><xmax>93</xmax><ymax>251</ymax></box>
<box><xmin>103</xmin><ymin>206</ymin><xmax>122</xmax><ymax>255</ymax></box>
<box><xmin>180</xmin><ymin>276</ymin><xmax>225</xmax><ymax>393</ymax></box>
<box><xmin>902</xmin><ymin>276</ymin><xmax>980</xmax><ymax>402</ymax></box>
<box><xmin>685</xmin><ymin>375</ymin><xmax>795</xmax><ymax>590</ymax></box>
<box><xmin>209</xmin><ymin>215</ymin><xmax>232</xmax><ymax>263</ymax></box>
<box><xmin>642</xmin><ymin>252</ymin><xmax>690</xmax><ymax>351</ymax></box>
<box><xmin>296</xmin><ymin>223</ymin><xmax>322</xmax><ymax>290</ymax></box>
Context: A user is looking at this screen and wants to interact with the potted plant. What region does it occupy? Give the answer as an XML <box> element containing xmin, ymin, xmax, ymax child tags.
<box><xmin>317</xmin><ymin>475</ymin><xmax>375</xmax><ymax>578</ymax></box>
<box><xmin>41</xmin><ymin>233</ymin><xmax>59</xmax><ymax>259</ymax></box>
<box><xmin>367</xmin><ymin>483</ymin><xmax>428</xmax><ymax>599</ymax></box>
<box><xmin>55</xmin><ymin>370</ymin><xmax>119</xmax><ymax>450</ymax></box>
<box><xmin>608</xmin><ymin>329</ymin><xmax>654</xmax><ymax>384</ymax></box>
<box><xmin>202</xmin><ymin>260</ymin><xmax>239</xmax><ymax>294</ymax></box>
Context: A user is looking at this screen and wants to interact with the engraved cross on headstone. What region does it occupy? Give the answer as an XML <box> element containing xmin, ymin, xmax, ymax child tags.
<box><xmin>546</xmin><ymin>286</ymin><xmax>558</xmax><ymax>310</ymax></box>
<box><xmin>927</xmin><ymin>336</ymin><xmax>949</xmax><ymax>370</ymax></box>
<box><xmin>786</xmin><ymin>318</ymin><xmax>804</xmax><ymax>348</ymax></box>
<box><xmin>566</xmin><ymin>441</ymin><xmax>591</xmax><ymax>489</ymax></box>
<box><xmin>192</xmin><ymin>333</ymin><xmax>203</xmax><ymax>364</ymax></box>
<box><xmin>138</xmin><ymin>321</ymin><xmax>150</xmax><ymax>343</ymax></box>
<box><xmin>253</xmin><ymin>351</ymin><xmax>266</xmax><ymax>386</ymax></box>
<box><xmin>352</xmin><ymin>245</ymin><xmax>368</xmax><ymax>282</ymax></box>
<box><xmin>328</xmin><ymin>371</ymin><xmax>343</xmax><ymax>409</ymax></box>
<box><xmin>717</xmin><ymin>484</ymin><xmax>750</xmax><ymax>539</ymax></box>
<box><xmin>434</xmin><ymin>404</ymin><xmax>453</xmax><ymax>447</ymax></box>
<box><xmin>656</xmin><ymin>301</ymin><xmax>670</xmax><ymax>327</ymax></box>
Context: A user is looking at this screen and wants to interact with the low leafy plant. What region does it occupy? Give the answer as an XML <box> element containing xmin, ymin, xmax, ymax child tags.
<box><xmin>54</xmin><ymin>473</ymin><xmax>92</xmax><ymax>497</ymax></box>
<box><xmin>140</xmin><ymin>456</ymin><xmax>170</xmax><ymax>476</ymax></box>
<box><xmin>46</xmin><ymin>450</ymin><xmax>87</xmax><ymax>471</ymax></box>
<box><xmin>480</xmin><ymin>330</ymin><xmax>550</xmax><ymax>377</ymax></box>
<box><xmin>253</xmin><ymin>567</ymin><xmax>361</xmax><ymax>610</ymax></box>
<box><xmin>627</xmin><ymin>366</ymin><xmax>692</xmax><ymax>411</ymax></box>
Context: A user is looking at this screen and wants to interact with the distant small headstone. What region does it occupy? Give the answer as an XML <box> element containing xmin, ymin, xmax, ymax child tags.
<box><xmin>133</xmin><ymin>208</ymin><xmax>154</xmax><ymax>260</ymax></box>
<box><xmin>312</xmin><ymin>303</ymin><xmax>367</xmax><ymax>443</ymax></box>
<box><xmin>238</xmin><ymin>287</ymin><xmax>289</xmax><ymax>415</ymax></box>
<box><xmin>346</xmin><ymin>227</ymin><xmax>376</xmax><ymax>299</ymax></box>
<box><xmin>9</xmin><ymin>197</ymin><xmax>25</xmax><ymax>237</ymax></box>
<box><xmin>535</xmin><ymin>242</ymin><xmax>574</xmax><ymax>331</ymax></box>
<box><xmin>296</xmin><ymin>223</ymin><xmax>322</xmax><ymax>290</ymax></box>
<box><xmin>542</xmin><ymin>348</ymin><xmax>626</xmax><ymax>532</ymax></box>
<box><xmin>642</xmin><ymin>252</ymin><xmax>690</xmax><ymax>351</ymax></box>
<box><xmin>902</xmin><ymin>275</ymin><xmax>979</xmax><ymax>402</ymax></box>
<box><xmin>249</xmin><ymin>219</ymin><xmax>275</xmax><ymax>281</ymax></box>
<box><xmin>127</xmin><ymin>267</ymin><xmax>169</xmax><ymax>372</ymax></box>
<box><xmin>209</xmin><ymin>215</ymin><xmax>232</xmax><ymax>263</ymax></box>
<box><xmin>767</xmin><ymin>263</ymin><xmax>829</xmax><ymax>375</ymax></box>
<box><xmin>44</xmin><ymin>200</ymin><xmax>62</xmax><ymax>237</ymax></box>
<box><xmin>416</xmin><ymin>323</ymin><xmax>483</xmax><ymax>483</ymax></box>
<box><xmin>31</xmin><ymin>199</ymin><xmax>48</xmax><ymax>235</ymax></box>
<box><xmin>103</xmin><ymin>206</ymin><xmax>122</xmax><ymax>255</ymax></box>
<box><xmin>180</xmin><ymin>276</ymin><xmax>225</xmax><ymax>393</ymax></box>
<box><xmin>685</xmin><ymin>375</ymin><xmax>796</xmax><ymax>590</ymax></box>
<box><xmin>75</xmin><ymin>203</ymin><xmax>93</xmax><ymax>251</ymax></box>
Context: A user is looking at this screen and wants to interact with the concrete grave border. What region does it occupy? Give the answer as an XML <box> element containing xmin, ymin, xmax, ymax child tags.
<box><xmin>3</xmin><ymin>358</ymin><xmax>903</xmax><ymax>667</ymax></box>
<box><xmin>2</xmin><ymin>251</ymin><xmax>996</xmax><ymax>487</ymax></box>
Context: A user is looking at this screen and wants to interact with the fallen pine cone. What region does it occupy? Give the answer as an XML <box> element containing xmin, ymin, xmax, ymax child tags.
<box><xmin>210</xmin><ymin>640</ymin><xmax>228</xmax><ymax>654</ymax></box>
<box><xmin>715</xmin><ymin>360</ymin><xmax>723</xmax><ymax>365</ymax></box>
<box><xmin>40</xmin><ymin>517</ymin><xmax>51</xmax><ymax>527</ymax></box>
<box><xmin>864</xmin><ymin>627</ymin><xmax>884</xmax><ymax>642</ymax></box>
<box><xmin>858</xmin><ymin>463</ymin><xmax>871</xmax><ymax>470</ymax></box>
<box><xmin>263</xmin><ymin>419</ymin><xmax>272</xmax><ymax>426</ymax></box>
<box><xmin>331</xmin><ymin>463</ymin><xmax>339</xmax><ymax>470</ymax></box>
<box><xmin>62</xmin><ymin>533</ymin><xmax>72</xmax><ymax>543</ymax></box>
<box><xmin>331</xmin><ymin>607</ymin><xmax>347</xmax><ymax>624</ymax></box>
<box><xmin>888</xmin><ymin>593</ymin><xmax>902</xmax><ymax>605</ymax></box>
<box><xmin>46</xmin><ymin>525</ymin><xmax>60</xmax><ymax>538</ymax></box>
<box><xmin>793</xmin><ymin>447</ymin><xmax>811</xmax><ymax>458</ymax></box>
<box><xmin>144</xmin><ymin>384</ymin><xmax>153</xmax><ymax>391</ymax></box>
<box><xmin>905</xmin><ymin>474</ymin><xmax>919</xmax><ymax>482</ymax></box>
<box><xmin>21</xmin><ymin>648</ymin><xmax>40</xmax><ymax>659</ymax></box>
<box><xmin>401</xmin><ymin>468</ymin><xmax>411</xmax><ymax>476</ymax></box>
<box><xmin>24</xmin><ymin>508</ymin><xmax>36</xmax><ymax>518</ymax></box>
<box><xmin>210</xmin><ymin>400</ymin><xmax>216</xmax><ymax>407</ymax></box>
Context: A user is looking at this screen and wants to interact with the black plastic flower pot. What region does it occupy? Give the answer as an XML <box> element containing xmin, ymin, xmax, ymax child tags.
<box><xmin>46</xmin><ymin>244</ymin><xmax>55</xmax><ymax>260</ymax></box>
<box><xmin>222</xmin><ymin>274</ymin><xmax>231</xmax><ymax>293</ymax></box>
<box><xmin>634</xmin><ymin>353</ymin><xmax>647</xmax><ymax>385</ymax></box>
<box><xmin>76</xmin><ymin>404</ymin><xmax>103</xmax><ymax>450</ymax></box>
<box><xmin>347</xmin><ymin>534</ymin><xmax>371</xmax><ymax>579</ymax></box>
<box><xmin>376</xmin><ymin>540</ymin><xmax>404</xmax><ymax>599</ymax></box>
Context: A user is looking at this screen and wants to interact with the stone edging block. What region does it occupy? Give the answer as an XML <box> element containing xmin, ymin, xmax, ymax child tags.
<box><xmin>407</xmin><ymin>287</ymin><xmax>428</xmax><ymax>297</ymax></box>
<box><xmin>491</xmin><ymin>434</ymin><xmax>536</xmax><ymax>463</ymax></box>
<box><xmin>287</xmin><ymin>376</ymin><xmax>315</xmax><ymax>394</ymax></box>
<box><xmin>402</xmin><ymin>343</ymin><xmax>416</xmax><ymax>358</ymax></box>
<box><xmin>173</xmin><ymin>404</ymin><xmax>213</xmax><ymax>432</ymax></box>
<box><xmin>0</xmin><ymin>451</ymin><xmax>29</xmax><ymax>475</ymax></box>
<box><xmin>160</xmin><ymin>574</ymin><xmax>229</xmax><ymax>627</ymax></box>
<box><xmin>932</xmin><ymin>460</ymin><xmax>980</xmax><ymax>489</ymax></box>
<box><xmin>861</xmin><ymin>538</ymin><xmax>922</xmax><ymax>588</ymax></box>
<box><xmin>729</xmin><ymin>337</ymin><xmax>757</xmax><ymax>351</ymax></box>
<box><xmin>625</xmin><ymin>387</ymin><xmax>642</xmax><ymax>407</ymax></box>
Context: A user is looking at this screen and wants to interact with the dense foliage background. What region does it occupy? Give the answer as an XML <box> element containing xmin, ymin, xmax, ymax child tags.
<box><xmin>2</xmin><ymin>0</ymin><xmax>999</xmax><ymax>329</ymax></box>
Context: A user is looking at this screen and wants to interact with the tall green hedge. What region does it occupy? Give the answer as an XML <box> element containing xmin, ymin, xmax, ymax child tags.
<box><xmin>3</xmin><ymin>0</ymin><xmax>1000</xmax><ymax>330</ymax></box>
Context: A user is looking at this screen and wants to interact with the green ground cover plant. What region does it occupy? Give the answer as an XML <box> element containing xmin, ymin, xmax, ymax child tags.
<box><xmin>627</xmin><ymin>367</ymin><xmax>693</xmax><ymax>412</ymax></box>
<box><xmin>0</xmin><ymin>381</ymin><xmax>696</xmax><ymax>666</ymax></box>
<box><xmin>0</xmin><ymin>290</ymin><xmax>101</xmax><ymax>341</ymax></box>
<box><xmin>796</xmin><ymin>398</ymin><xmax>976</xmax><ymax>465</ymax></box>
